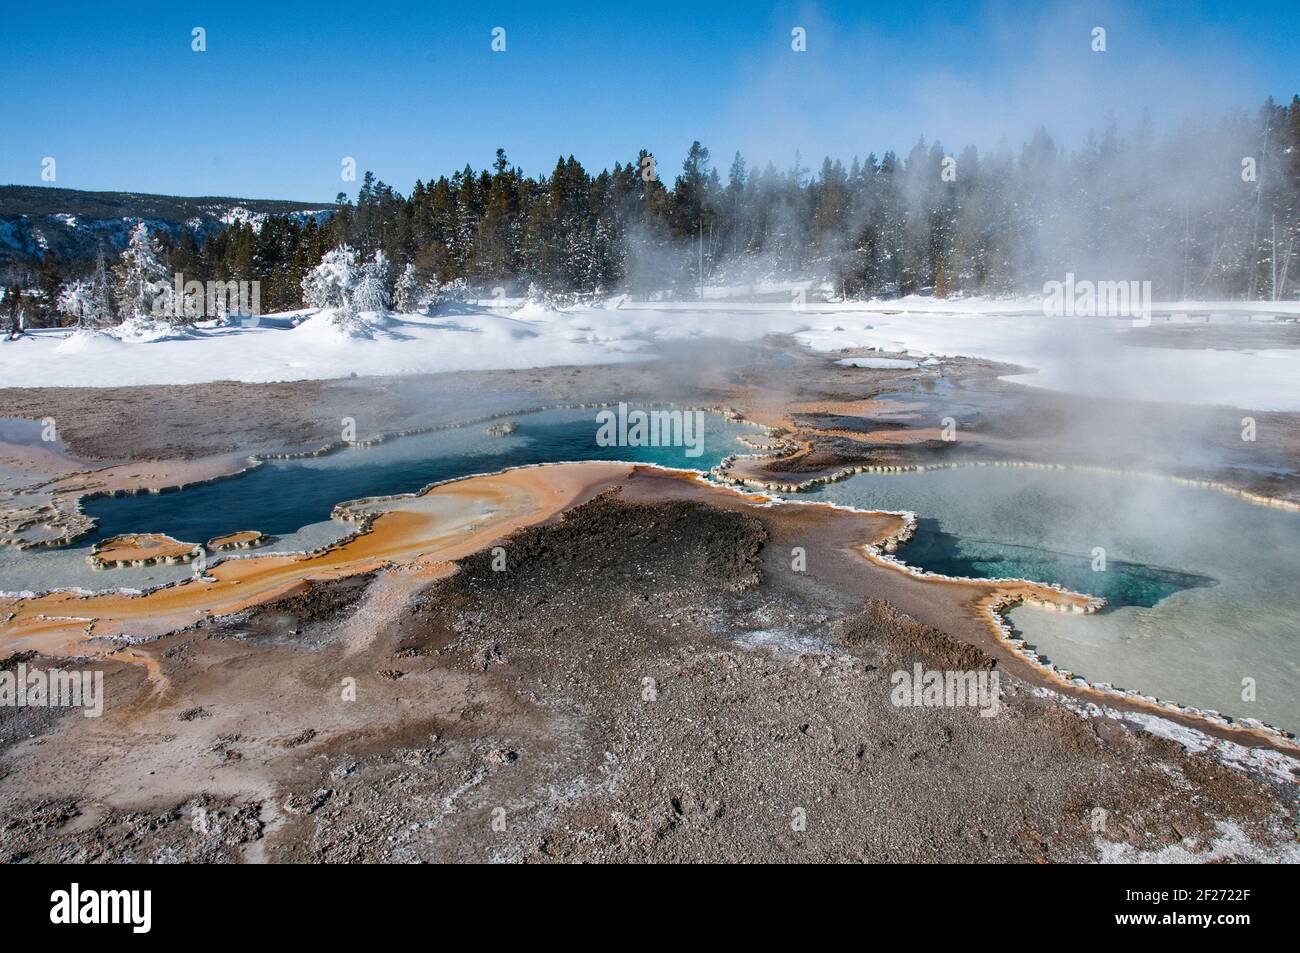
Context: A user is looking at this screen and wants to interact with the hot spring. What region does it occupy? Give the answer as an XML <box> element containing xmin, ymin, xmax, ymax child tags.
<box><xmin>803</xmin><ymin>466</ymin><xmax>1300</xmax><ymax>735</ymax></box>
<box><xmin>7</xmin><ymin>405</ymin><xmax>1297</xmax><ymax>736</ymax></box>
<box><xmin>0</xmin><ymin>406</ymin><xmax>759</xmax><ymax>597</ymax></box>
<box><xmin>79</xmin><ymin>406</ymin><xmax>754</xmax><ymax>544</ymax></box>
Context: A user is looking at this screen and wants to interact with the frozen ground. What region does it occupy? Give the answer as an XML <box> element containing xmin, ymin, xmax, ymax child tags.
<box><xmin>797</xmin><ymin>303</ymin><xmax>1300</xmax><ymax>413</ymax></box>
<box><xmin>2</xmin><ymin>293</ymin><xmax>1298</xmax><ymax>411</ymax></box>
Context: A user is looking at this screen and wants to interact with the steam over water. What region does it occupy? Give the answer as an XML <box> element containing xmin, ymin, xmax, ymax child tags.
<box><xmin>81</xmin><ymin>407</ymin><xmax>756</xmax><ymax>545</ymax></box>
<box><xmin>18</xmin><ymin>404</ymin><xmax>1300</xmax><ymax>733</ymax></box>
<box><xmin>804</xmin><ymin>467</ymin><xmax>1300</xmax><ymax>734</ymax></box>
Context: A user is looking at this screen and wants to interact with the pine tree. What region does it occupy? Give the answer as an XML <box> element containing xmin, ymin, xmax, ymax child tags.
<box><xmin>5</xmin><ymin>285</ymin><xmax>22</xmax><ymax>338</ymax></box>
<box><xmin>113</xmin><ymin>222</ymin><xmax>170</xmax><ymax>322</ymax></box>
<box><xmin>56</xmin><ymin>280</ymin><xmax>93</xmax><ymax>328</ymax></box>
<box><xmin>301</xmin><ymin>244</ymin><xmax>358</xmax><ymax>312</ymax></box>
<box><xmin>351</xmin><ymin>250</ymin><xmax>392</xmax><ymax>312</ymax></box>
<box><xmin>26</xmin><ymin>103</ymin><xmax>1300</xmax><ymax>308</ymax></box>
<box><xmin>393</xmin><ymin>262</ymin><xmax>421</xmax><ymax>312</ymax></box>
<box><xmin>90</xmin><ymin>252</ymin><xmax>116</xmax><ymax>326</ymax></box>
<box><xmin>170</xmin><ymin>228</ymin><xmax>202</xmax><ymax>282</ymax></box>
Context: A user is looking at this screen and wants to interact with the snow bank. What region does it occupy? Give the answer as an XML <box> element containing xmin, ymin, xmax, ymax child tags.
<box><xmin>108</xmin><ymin>317</ymin><xmax>203</xmax><ymax>343</ymax></box>
<box><xmin>511</xmin><ymin>299</ymin><xmax>562</xmax><ymax>319</ymax></box>
<box><xmin>295</xmin><ymin>309</ymin><xmax>396</xmax><ymax>341</ymax></box>
<box><xmin>835</xmin><ymin>356</ymin><xmax>921</xmax><ymax>369</ymax></box>
<box><xmin>6</xmin><ymin>308</ymin><xmax>625</xmax><ymax>387</ymax></box>
<box><xmin>5</xmin><ymin>296</ymin><xmax>1300</xmax><ymax>413</ymax></box>
<box><xmin>53</xmin><ymin>328</ymin><xmax>121</xmax><ymax>354</ymax></box>
<box><xmin>795</xmin><ymin>307</ymin><xmax>1300</xmax><ymax>411</ymax></box>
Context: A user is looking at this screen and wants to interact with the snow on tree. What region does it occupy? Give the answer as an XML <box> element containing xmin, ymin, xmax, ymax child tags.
<box><xmin>369</xmin><ymin>249</ymin><xmax>393</xmax><ymax>290</ymax></box>
<box><xmin>58</xmin><ymin>255</ymin><xmax>117</xmax><ymax>328</ymax></box>
<box><xmin>419</xmin><ymin>277</ymin><xmax>468</xmax><ymax>310</ymax></box>
<box><xmin>112</xmin><ymin>222</ymin><xmax>171</xmax><ymax>322</ymax></box>
<box><xmin>4</xmin><ymin>286</ymin><xmax>23</xmax><ymax>339</ymax></box>
<box><xmin>301</xmin><ymin>244</ymin><xmax>359</xmax><ymax>311</ymax></box>
<box><xmin>351</xmin><ymin>250</ymin><xmax>392</xmax><ymax>312</ymax></box>
<box><xmin>90</xmin><ymin>254</ymin><xmax>117</xmax><ymax>325</ymax></box>
<box><xmin>393</xmin><ymin>262</ymin><xmax>421</xmax><ymax>312</ymax></box>
<box><xmin>56</xmin><ymin>280</ymin><xmax>94</xmax><ymax>327</ymax></box>
<box><xmin>19</xmin><ymin>98</ymin><xmax>1300</xmax><ymax>309</ymax></box>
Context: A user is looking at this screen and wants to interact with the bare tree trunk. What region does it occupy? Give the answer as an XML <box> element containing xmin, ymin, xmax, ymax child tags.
<box><xmin>1278</xmin><ymin>237</ymin><xmax>1295</xmax><ymax>300</ymax></box>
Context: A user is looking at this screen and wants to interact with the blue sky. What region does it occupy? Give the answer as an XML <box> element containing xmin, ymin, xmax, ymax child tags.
<box><xmin>3</xmin><ymin>0</ymin><xmax>1296</xmax><ymax>201</ymax></box>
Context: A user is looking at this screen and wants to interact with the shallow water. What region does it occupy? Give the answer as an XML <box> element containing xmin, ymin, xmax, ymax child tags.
<box><xmin>803</xmin><ymin>467</ymin><xmax>1300</xmax><ymax>733</ymax></box>
<box><xmin>13</xmin><ymin>406</ymin><xmax>1299</xmax><ymax>733</ymax></box>
<box><xmin>81</xmin><ymin>407</ymin><xmax>756</xmax><ymax>545</ymax></box>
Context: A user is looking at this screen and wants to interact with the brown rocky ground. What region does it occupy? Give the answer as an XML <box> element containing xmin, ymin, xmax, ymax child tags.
<box><xmin>1</xmin><ymin>476</ymin><xmax>1294</xmax><ymax>863</ymax></box>
<box><xmin>1</xmin><ymin>337</ymin><xmax>1298</xmax><ymax>863</ymax></box>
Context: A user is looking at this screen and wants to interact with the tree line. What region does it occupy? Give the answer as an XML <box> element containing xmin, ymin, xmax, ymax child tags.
<box><xmin>15</xmin><ymin>94</ymin><xmax>1300</xmax><ymax>327</ymax></box>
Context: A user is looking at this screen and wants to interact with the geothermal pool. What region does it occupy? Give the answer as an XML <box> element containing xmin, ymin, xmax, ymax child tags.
<box><xmin>7</xmin><ymin>405</ymin><xmax>1297</xmax><ymax>734</ymax></box>
<box><xmin>804</xmin><ymin>467</ymin><xmax>1300</xmax><ymax>734</ymax></box>
<box><xmin>80</xmin><ymin>406</ymin><xmax>754</xmax><ymax>545</ymax></box>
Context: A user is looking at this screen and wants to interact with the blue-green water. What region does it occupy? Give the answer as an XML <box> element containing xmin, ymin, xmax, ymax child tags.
<box><xmin>894</xmin><ymin>517</ymin><xmax>1214</xmax><ymax>608</ymax></box>
<box><xmin>805</xmin><ymin>469</ymin><xmax>1220</xmax><ymax>607</ymax></box>
<box><xmin>32</xmin><ymin>415</ymin><xmax>1300</xmax><ymax>731</ymax></box>
<box><xmin>805</xmin><ymin>467</ymin><xmax>1300</xmax><ymax>732</ymax></box>
<box><xmin>82</xmin><ymin>407</ymin><xmax>754</xmax><ymax>545</ymax></box>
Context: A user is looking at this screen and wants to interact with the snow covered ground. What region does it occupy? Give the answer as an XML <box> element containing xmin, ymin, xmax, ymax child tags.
<box><xmin>796</xmin><ymin>303</ymin><xmax>1300</xmax><ymax>411</ymax></box>
<box><xmin>2</xmin><ymin>294</ymin><xmax>1299</xmax><ymax>412</ymax></box>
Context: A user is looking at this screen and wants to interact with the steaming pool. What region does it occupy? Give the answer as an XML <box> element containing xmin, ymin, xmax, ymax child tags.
<box><xmin>0</xmin><ymin>406</ymin><xmax>759</xmax><ymax>596</ymax></box>
<box><xmin>80</xmin><ymin>406</ymin><xmax>754</xmax><ymax>544</ymax></box>
<box><xmin>5</xmin><ymin>407</ymin><xmax>1297</xmax><ymax>734</ymax></box>
<box><xmin>805</xmin><ymin>467</ymin><xmax>1300</xmax><ymax>734</ymax></box>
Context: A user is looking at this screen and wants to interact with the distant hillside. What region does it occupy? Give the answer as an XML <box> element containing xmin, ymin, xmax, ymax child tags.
<box><xmin>0</xmin><ymin>185</ymin><xmax>333</xmax><ymax>273</ymax></box>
